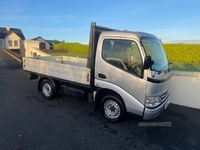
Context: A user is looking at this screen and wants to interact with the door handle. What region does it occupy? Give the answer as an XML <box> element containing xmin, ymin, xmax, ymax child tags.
<box><xmin>98</xmin><ymin>73</ymin><xmax>106</xmax><ymax>79</ymax></box>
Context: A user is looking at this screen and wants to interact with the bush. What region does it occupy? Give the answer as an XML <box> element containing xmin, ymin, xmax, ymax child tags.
<box><xmin>53</xmin><ymin>42</ymin><xmax>200</xmax><ymax>63</ymax></box>
<box><xmin>53</xmin><ymin>42</ymin><xmax>89</xmax><ymax>54</ymax></box>
<box><xmin>163</xmin><ymin>43</ymin><xmax>200</xmax><ymax>63</ymax></box>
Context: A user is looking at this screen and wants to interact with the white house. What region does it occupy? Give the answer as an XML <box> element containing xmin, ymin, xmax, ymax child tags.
<box><xmin>32</xmin><ymin>36</ymin><xmax>50</xmax><ymax>49</ymax></box>
<box><xmin>32</xmin><ymin>36</ymin><xmax>61</xmax><ymax>49</ymax></box>
<box><xmin>0</xmin><ymin>26</ymin><xmax>25</xmax><ymax>50</ymax></box>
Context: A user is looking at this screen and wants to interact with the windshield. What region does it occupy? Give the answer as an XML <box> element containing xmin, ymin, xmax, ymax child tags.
<box><xmin>141</xmin><ymin>37</ymin><xmax>168</xmax><ymax>71</ymax></box>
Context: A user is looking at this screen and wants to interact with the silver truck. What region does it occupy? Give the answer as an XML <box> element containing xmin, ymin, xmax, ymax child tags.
<box><xmin>23</xmin><ymin>22</ymin><xmax>172</xmax><ymax>122</ymax></box>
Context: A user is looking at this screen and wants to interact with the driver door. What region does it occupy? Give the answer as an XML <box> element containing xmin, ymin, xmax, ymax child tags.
<box><xmin>96</xmin><ymin>38</ymin><xmax>147</xmax><ymax>104</ymax></box>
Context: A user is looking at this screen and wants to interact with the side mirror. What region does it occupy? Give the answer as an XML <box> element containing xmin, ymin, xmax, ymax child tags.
<box><xmin>144</xmin><ymin>56</ymin><xmax>154</xmax><ymax>69</ymax></box>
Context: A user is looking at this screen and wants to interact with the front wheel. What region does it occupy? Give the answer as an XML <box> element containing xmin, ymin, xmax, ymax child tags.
<box><xmin>40</xmin><ymin>79</ymin><xmax>56</xmax><ymax>99</ymax></box>
<box><xmin>100</xmin><ymin>95</ymin><xmax>126</xmax><ymax>122</ymax></box>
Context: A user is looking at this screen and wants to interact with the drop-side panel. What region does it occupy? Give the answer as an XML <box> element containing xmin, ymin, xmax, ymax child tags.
<box><xmin>23</xmin><ymin>57</ymin><xmax>90</xmax><ymax>85</ymax></box>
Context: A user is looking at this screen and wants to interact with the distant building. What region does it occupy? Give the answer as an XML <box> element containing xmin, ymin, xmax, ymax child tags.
<box><xmin>0</xmin><ymin>25</ymin><xmax>25</xmax><ymax>50</ymax></box>
<box><xmin>32</xmin><ymin>36</ymin><xmax>61</xmax><ymax>49</ymax></box>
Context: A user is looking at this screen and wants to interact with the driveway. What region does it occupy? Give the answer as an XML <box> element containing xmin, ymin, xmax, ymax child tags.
<box><xmin>0</xmin><ymin>50</ymin><xmax>199</xmax><ymax>150</ymax></box>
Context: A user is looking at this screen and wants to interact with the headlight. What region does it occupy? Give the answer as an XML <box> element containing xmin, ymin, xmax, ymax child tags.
<box><xmin>146</xmin><ymin>96</ymin><xmax>162</xmax><ymax>108</ymax></box>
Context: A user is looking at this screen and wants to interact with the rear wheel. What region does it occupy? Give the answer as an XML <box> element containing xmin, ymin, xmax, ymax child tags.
<box><xmin>40</xmin><ymin>79</ymin><xmax>56</xmax><ymax>99</ymax></box>
<box><xmin>100</xmin><ymin>95</ymin><xmax>126</xmax><ymax>122</ymax></box>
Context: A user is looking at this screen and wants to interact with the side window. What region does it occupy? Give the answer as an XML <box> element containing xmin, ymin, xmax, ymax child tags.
<box><xmin>130</xmin><ymin>42</ymin><xmax>142</xmax><ymax>76</ymax></box>
<box><xmin>102</xmin><ymin>39</ymin><xmax>142</xmax><ymax>77</ymax></box>
<box><xmin>14</xmin><ymin>40</ymin><xmax>18</xmax><ymax>47</ymax></box>
<box><xmin>8</xmin><ymin>40</ymin><xmax>12</xmax><ymax>46</ymax></box>
<box><xmin>102</xmin><ymin>40</ymin><xmax>112</xmax><ymax>59</ymax></box>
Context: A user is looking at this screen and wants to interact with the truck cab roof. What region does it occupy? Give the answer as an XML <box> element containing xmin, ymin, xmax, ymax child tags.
<box><xmin>99</xmin><ymin>30</ymin><xmax>157</xmax><ymax>40</ymax></box>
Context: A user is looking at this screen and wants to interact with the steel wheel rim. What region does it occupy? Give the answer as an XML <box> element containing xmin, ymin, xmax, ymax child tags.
<box><xmin>104</xmin><ymin>100</ymin><xmax>121</xmax><ymax>119</ymax></box>
<box><xmin>42</xmin><ymin>82</ymin><xmax>52</xmax><ymax>97</ymax></box>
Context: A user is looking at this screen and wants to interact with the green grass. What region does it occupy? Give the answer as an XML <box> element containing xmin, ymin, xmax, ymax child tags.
<box><xmin>53</xmin><ymin>42</ymin><xmax>88</xmax><ymax>54</ymax></box>
<box><xmin>49</xmin><ymin>53</ymin><xmax>200</xmax><ymax>72</ymax></box>
<box><xmin>163</xmin><ymin>43</ymin><xmax>200</xmax><ymax>63</ymax></box>
<box><xmin>172</xmin><ymin>62</ymin><xmax>200</xmax><ymax>72</ymax></box>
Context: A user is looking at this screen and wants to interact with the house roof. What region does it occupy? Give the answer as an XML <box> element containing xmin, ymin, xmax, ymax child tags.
<box><xmin>0</xmin><ymin>27</ymin><xmax>25</xmax><ymax>39</ymax></box>
<box><xmin>32</xmin><ymin>36</ymin><xmax>61</xmax><ymax>44</ymax></box>
<box><xmin>31</xmin><ymin>36</ymin><xmax>44</xmax><ymax>41</ymax></box>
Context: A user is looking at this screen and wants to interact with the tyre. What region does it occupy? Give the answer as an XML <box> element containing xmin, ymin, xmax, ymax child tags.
<box><xmin>40</xmin><ymin>79</ymin><xmax>56</xmax><ymax>99</ymax></box>
<box><xmin>100</xmin><ymin>95</ymin><xmax>126</xmax><ymax>122</ymax></box>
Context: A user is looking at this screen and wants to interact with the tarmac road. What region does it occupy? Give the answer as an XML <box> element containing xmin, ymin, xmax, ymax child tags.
<box><xmin>0</xmin><ymin>50</ymin><xmax>200</xmax><ymax>150</ymax></box>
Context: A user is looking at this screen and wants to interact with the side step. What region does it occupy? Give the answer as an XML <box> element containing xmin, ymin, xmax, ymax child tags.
<box><xmin>61</xmin><ymin>85</ymin><xmax>94</xmax><ymax>102</ymax></box>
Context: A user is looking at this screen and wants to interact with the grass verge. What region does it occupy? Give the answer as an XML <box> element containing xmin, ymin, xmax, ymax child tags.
<box><xmin>172</xmin><ymin>62</ymin><xmax>200</xmax><ymax>72</ymax></box>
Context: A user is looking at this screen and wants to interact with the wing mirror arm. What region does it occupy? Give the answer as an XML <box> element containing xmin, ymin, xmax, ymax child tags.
<box><xmin>168</xmin><ymin>61</ymin><xmax>173</xmax><ymax>71</ymax></box>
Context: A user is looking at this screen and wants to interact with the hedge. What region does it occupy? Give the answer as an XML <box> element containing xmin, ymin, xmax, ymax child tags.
<box><xmin>163</xmin><ymin>43</ymin><xmax>200</xmax><ymax>63</ymax></box>
<box><xmin>53</xmin><ymin>42</ymin><xmax>200</xmax><ymax>63</ymax></box>
<box><xmin>53</xmin><ymin>42</ymin><xmax>88</xmax><ymax>54</ymax></box>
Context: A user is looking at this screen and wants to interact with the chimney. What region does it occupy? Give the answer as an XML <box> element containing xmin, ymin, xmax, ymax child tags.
<box><xmin>6</xmin><ymin>25</ymin><xmax>10</xmax><ymax>31</ymax></box>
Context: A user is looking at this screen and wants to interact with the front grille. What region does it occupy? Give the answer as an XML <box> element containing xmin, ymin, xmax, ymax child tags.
<box><xmin>162</xmin><ymin>89</ymin><xmax>169</xmax><ymax>101</ymax></box>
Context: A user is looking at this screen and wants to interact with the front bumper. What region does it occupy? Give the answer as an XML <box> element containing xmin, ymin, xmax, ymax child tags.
<box><xmin>143</xmin><ymin>96</ymin><xmax>170</xmax><ymax>120</ymax></box>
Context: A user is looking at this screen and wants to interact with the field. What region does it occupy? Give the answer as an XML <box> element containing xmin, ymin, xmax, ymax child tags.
<box><xmin>163</xmin><ymin>43</ymin><xmax>200</xmax><ymax>63</ymax></box>
<box><xmin>172</xmin><ymin>62</ymin><xmax>200</xmax><ymax>71</ymax></box>
<box><xmin>51</xmin><ymin>43</ymin><xmax>200</xmax><ymax>72</ymax></box>
<box><xmin>163</xmin><ymin>43</ymin><xmax>200</xmax><ymax>72</ymax></box>
<box><xmin>53</xmin><ymin>43</ymin><xmax>88</xmax><ymax>54</ymax></box>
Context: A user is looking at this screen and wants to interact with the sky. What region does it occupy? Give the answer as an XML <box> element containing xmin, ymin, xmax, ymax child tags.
<box><xmin>0</xmin><ymin>0</ymin><xmax>200</xmax><ymax>44</ymax></box>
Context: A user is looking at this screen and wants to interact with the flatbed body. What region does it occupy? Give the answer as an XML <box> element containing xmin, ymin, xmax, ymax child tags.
<box><xmin>23</xmin><ymin>56</ymin><xmax>90</xmax><ymax>85</ymax></box>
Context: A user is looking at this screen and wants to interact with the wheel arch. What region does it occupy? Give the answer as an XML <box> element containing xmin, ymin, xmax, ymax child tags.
<box><xmin>38</xmin><ymin>77</ymin><xmax>59</xmax><ymax>92</ymax></box>
<box><xmin>95</xmin><ymin>88</ymin><xmax>126</xmax><ymax>112</ymax></box>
